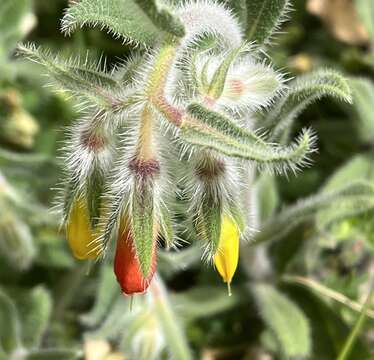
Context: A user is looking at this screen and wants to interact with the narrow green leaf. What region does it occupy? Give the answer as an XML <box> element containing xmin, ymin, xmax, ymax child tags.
<box><xmin>62</xmin><ymin>0</ymin><xmax>184</xmax><ymax>46</ymax></box>
<box><xmin>86</xmin><ymin>169</ymin><xmax>104</xmax><ymax>228</ymax></box>
<box><xmin>194</xmin><ymin>195</ymin><xmax>222</xmax><ymax>257</ymax></box>
<box><xmin>252</xmin><ymin>284</ymin><xmax>311</xmax><ymax>358</ymax></box>
<box><xmin>131</xmin><ymin>181</ymin><xmax>155</xmax><ymax>277</ymax></box>
<box><xmin>316</xmin><ymin>155</ymin><xmax>374</xmax><ymax>232</ymax></box>
<box><xmin>337</xmin><ymin>284</ymin><xmax>374</xmax><ymax>360</ymax></box>
<box><xmin>159</xmin><ymin>206</ymin><xmax>175</xmax><ymax>249</ymax></box>
<box><xmin>349</xmin><ymin>78</ymin><xmax>374</xmax><ymax>145</ymax></box>
<box><xmin>152</xmin><ymin>278</ymin><xmax>193</xmax><ymax>360</ymax></box>
<box><xmin>182</xmin><ymin>103</ymin><xmax>316</xmax><ymax>174</ymax></box>
<box><xmin>322</xmin><ymin>154</ymin><xmax>374</xmax><ymax>191</ymax></box>
<box><xmin>208</xmin><ymin>46</ymin><xmax>242</xmax><ymax>99</ymax></box>
<box><xmin>253</xmin><ymin>181</ymin><xmax>374</xmax><ymax>244</ymax></box>
<box><xmin>17</xmin><ymin>286</ymin><xmax>52</xmax><ymax>349</ymax></box>
<box><xmin>0</xmin><ymin>288</ymin><xmax>22</xmax><ymax>354</ymax></box>
<box><xmin>266</xmin><ymin>70</ymin><xmax>352</xmax><ymax>141</ymax></box>
<box><xmin>245</xmin><ymin>0</ymin><xmax>291</xmax><ymax>44</ymax></box>
<box><xmin>18</xmin><ymin>44</ymin><xmax>126</xmax><ymax>111</ymax></box>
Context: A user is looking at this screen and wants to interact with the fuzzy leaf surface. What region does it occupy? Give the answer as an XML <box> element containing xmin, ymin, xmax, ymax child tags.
<box><xmin>252</xmin><ymin>284</ymin><xmax>311</xmax><ymax>358</ymax></box>
<box><xmin>266</xmin><ymin>70</ymin><xmax>352</xmax><ymax>141</ymax></box>
<box><xmin>131</xmin><ymin>181</ymin><xmax>155</xmax><ymax>277</ymax></box>
<box><xmin>182</xmin><ymin>103</ymin><xmax>316</xmax><ymax>174</ymax></box>
<box><xmin>253</xmin><ymin>181</ymin><xmax>374</xmax><ymax>244</ymax></box>
<box><xmin>18</xmin><ymin>44</ymin><xmax>126</xmax><ymax>111</ymax></box>
<box><xmin>245</xmin><ymin>0</ymin><xmax>291</xmax><ymax>44</ymax></box>
<box><xmin>61</xmin><ymin>0</ymin><xmax>184</xmax><ymax>46</ymax></box>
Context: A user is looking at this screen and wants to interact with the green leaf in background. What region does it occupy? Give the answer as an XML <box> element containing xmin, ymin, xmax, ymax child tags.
<box><xmin>349</xmin><ymin>78</ymin><xmax>374</xmax><ymax>145</ymax></box>
<box><xmin>16</xmin><ymin>286</ymin><xmax>52</xmax><ymax>349</ymax></box>
<box><xmin>245</xmin><ymin>0</ymin><xmax>291</xmax><ymax>44</ymax></box>
<box><xmin>284</xmin><ymin>284</ymin><xmax>371</xmax><ymax>360</ymax></box>
<box><xmin>253</xmin><ymin>181</ymin><xmax>374</xmax><ymax>244</ymax></box>
<box><xmin>80</xmin><ymin>265</ymin><xmax>119</xmax><ymax>328</ymax></box>
<box><xmin>266</xmin><ymin>70</ymin><xmax>352</xmax><ymax>141</ymax></box>
<box><xmin>316</xmin><ymin>154</ymin><xmax>374</xmax><ymax>246</ymax></box>
<box><xmin>355</xmin><ymin>0</ymin><xmax>374</xmax><ymax>46</ymax></box>
<box><xmin>61</xmin><ymin>0</ymin><xmax>184</xmax><ymax>47</ymax></box>
<box><xmin>0</xmin><ymin>288</ymin><xmax>22</xmax><ymax>355</ymax></box>
<box><xmin>254</xmin><ymin>173</ymin><xmax>279</xmax><ymax>222</ymax></box>
<box><xmin>252</xmin><ymin>283</ymin><xmax>311</xmax><ymax>358</ymax></box>
<box><xmin>171</xmin><ymin>286</ymin><xmax>242</xmax><ymax>320</ymax></box>
<box><xmin>322</xmin><ymin>154</ymin><xmax>374</xmax><ymax>190</ymax></box>
<box><xmin>0</xmin><ymin>0</ymin><xmax>35</xmax><ymax>55</ymax></box>
<box><xmin>152</xmin><ymin>278</ymin><xmax>193</xmax><ymax>360</ymax></box>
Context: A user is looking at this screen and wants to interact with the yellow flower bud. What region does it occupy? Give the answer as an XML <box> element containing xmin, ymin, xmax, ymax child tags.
<box><xmin>66</xmin><ymin>197</ymin><xmax>101</xmax><ymax>260</ymax></box>
<box><xmin>213</xmin><ymin>215</ymin><xmax>240</xmax><ymax>296</ymax></box>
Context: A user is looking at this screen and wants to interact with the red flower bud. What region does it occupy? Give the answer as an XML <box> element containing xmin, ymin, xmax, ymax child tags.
<box><xmin>114</xmin><ymin>224</ymin><xmax>157</xmax><ymax>296</ymax></box>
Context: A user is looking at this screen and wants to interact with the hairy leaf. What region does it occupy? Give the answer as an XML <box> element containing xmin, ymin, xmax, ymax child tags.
<box><xmin>131</xmin><ymin>181</ymin><xmax>155</xmax><ymax>277</ymax></box>
<box><xmin>265</xmin><ymin>70</ymin><xmax>352</xmax><ymax>141</ymax></box>
<box><xmin>252</xmin><ymin>284</ymin><xmax>311</xmax><ymax>358</ymax></box>
<box><xmin>253</xmin><ymin>181</ymin><xmax>374</xmax><ymax>244</ymax></box>
<box><xmin>194</xmin><ymin>195</ymin><xmax>222</xmax><ymax>257</ymax></box>
<box><xmin>182</xmin><ymin>103</ymin><xmax>316</xmax><ymax>174</ymax></box>
<box><xmin>245</xmin><ymin>0</ymin><xmax>291</xmax><ymax>44</ymax></box>
<box><xmin>61</xmin><ymin>0</ymin><xmax>184</xmax><ymax>46</ymax></box>
<box><xmin>17</xmin><ymin>44</ymin><xmax>128</xmax><ymax>111</ymax></box>
<box><xmin>316</xmin><ymin>155</ymin><xmax>374</xmax><ymax>232</ymax></box>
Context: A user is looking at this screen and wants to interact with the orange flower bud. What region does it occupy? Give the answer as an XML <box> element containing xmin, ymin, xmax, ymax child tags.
<box><xmin>114</xmin><ymin>222</ymin><xmax>157</xmax><ymax>296</ymax></box>
<box><xmin>66</xmin><ymin>197</ymin><xmax>101</xmax><ymax>260</ymax></box>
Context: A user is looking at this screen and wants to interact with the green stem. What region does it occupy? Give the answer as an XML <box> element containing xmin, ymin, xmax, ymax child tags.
<box><xmin>337</xmin><ymin>282</ymin><xmax>374</xmax><ymax>360</ymax></box>
<box><xmin>151</xmin><ymin>276</ymin><xmax>193</xmax><ymax>360</ymax></box>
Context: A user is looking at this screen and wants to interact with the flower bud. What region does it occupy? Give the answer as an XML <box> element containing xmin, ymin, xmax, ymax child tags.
<box><xmin>66</xmin><ymin>197</ymin><xmax>101</xmax><ymax>260</ymax></box>
<box><xmin>114</xmin><ymin>220</ymin><xmax>157</xmax><ymax>296</ymax></box>
<box><xmin>213</xmin><ymin>215</ymin><xmax>240</xmax><ymax>295</ymax></box>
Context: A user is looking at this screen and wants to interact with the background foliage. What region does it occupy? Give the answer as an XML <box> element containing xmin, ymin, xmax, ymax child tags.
<box><xmin>0</xmin><ymin>0</ymin><xmax>374</xmax><ymax>359</ymax></box>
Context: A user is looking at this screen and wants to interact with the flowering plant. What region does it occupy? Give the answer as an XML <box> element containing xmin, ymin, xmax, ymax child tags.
<box><xmin>19</xmin><ymin>0</ymin><xmax>351</xmax><ymax>297</ymax></box>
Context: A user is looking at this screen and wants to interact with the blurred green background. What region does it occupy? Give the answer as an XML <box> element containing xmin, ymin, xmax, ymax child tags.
<box><xmin>0</xmin><ymin>0</ymin><xmax>374</xmax><ymax>359</ymax></box>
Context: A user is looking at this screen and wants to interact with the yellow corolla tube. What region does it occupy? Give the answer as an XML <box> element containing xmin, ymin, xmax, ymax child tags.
<box><xmin>213</xmin><ymin>215</ymin><xmax>240</xmax><ymax>296</ymax></box>
<box><xmin>66</xmin><ymin>197</ymin><xmax>101</xmax><ymax>260</ymax></box>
